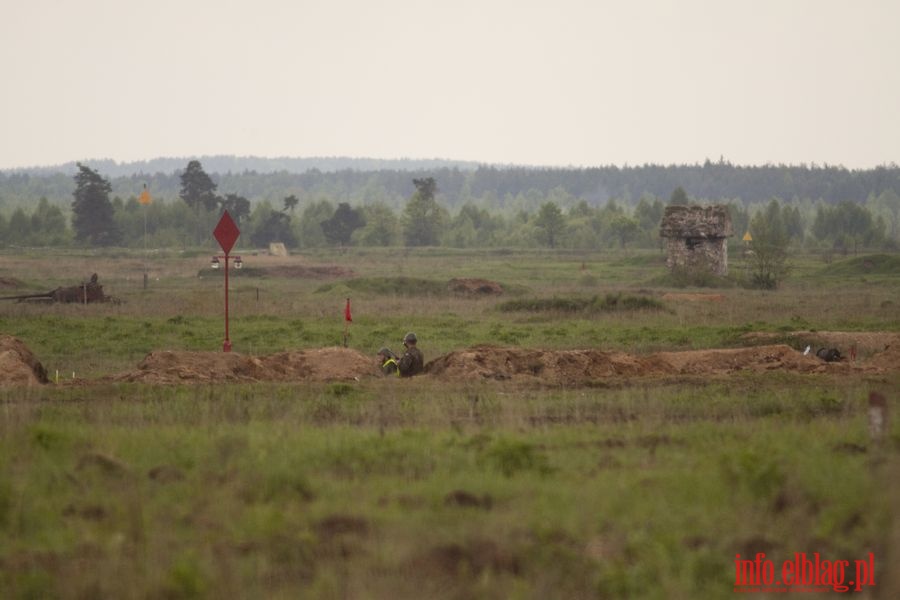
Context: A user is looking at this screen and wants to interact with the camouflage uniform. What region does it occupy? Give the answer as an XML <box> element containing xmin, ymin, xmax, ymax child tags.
<box><xmin>377</xmin><ymin>347</ymin><xmax>399</xmax><ymax>376</ymax></box>
<box><xmin>398</xmin><ymin>345</ymin><xmax>424</xmax><ymax>377</ymax></box>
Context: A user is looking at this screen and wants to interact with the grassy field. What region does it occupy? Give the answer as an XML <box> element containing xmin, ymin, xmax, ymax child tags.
<box><xmin>1</xmin><ymin>247</ymin><xmax>899</xmax><ymax>599</ymax></box>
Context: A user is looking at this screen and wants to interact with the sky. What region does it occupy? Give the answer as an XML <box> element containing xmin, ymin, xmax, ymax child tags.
<box><xmin>2</xmin><ymin>0</ymin><xmax>899</xmax><ymax>170</ymax></box>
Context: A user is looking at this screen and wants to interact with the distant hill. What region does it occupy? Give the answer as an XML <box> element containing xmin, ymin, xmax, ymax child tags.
<box><xmin>1</xmin><ymin>156</ymin><xmax>484</xmax><ymax>177</ymax></box>
<box><xmin>1</xmin><ymin>157</ymin><xmax>898</xmax><ymax>211</ymax></box>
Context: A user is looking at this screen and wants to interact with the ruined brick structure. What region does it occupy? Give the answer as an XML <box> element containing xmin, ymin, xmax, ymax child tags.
<box><xmin>659</xmin><ymin>205</ymin><xmax>734</xmax><ymax>276</ymax></box>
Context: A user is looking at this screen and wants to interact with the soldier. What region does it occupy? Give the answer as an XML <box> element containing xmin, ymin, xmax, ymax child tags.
<box><xmin>377</xmin><ymin>347</ymin><xmax>399</xmax><ymax>376</ymax></box>
<box><xmin>397</xmin><ymin>332</ymin><xmax>424</xmax><ymax>377</ymax></box>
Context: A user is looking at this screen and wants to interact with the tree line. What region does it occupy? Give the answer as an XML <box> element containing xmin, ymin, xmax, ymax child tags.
<box><xmin>0</xmin><ymin>162</ymin><xmax>897</xmax><ymax>256</ymax></box>
<box><xmin>2</xmin><ymin>158</ymin><xmax>899</xmax><ymax>215</ymax></box>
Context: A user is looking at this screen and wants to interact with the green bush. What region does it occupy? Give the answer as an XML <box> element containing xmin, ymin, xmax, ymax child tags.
<box><xmin>498</xmin><ymin>293</ymin><xmax>667</xmax><ymax>314</ymax></box>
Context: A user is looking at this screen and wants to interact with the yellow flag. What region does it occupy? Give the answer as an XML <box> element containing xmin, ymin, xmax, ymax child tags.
<box><xmin>139</xmin><ymin>187</ymin><xmax>152</xmax><ymax>205</ymax></box>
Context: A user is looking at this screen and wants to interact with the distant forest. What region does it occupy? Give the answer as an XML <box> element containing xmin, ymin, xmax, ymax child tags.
<box><xmin>1</xmin><ymin>157</ymin><xmax>899</xmax><ymax>213</ymax></box>
<box><xmin>2</xmin><ymin>158</ymin><xmax>898</xmax><ymax>254</ymax></box>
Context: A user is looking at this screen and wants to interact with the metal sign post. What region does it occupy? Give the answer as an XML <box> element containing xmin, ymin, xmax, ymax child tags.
<box><xmin>213</xmin><ymin>211</ymin><xmax>241</xmax><ymax>352</ymax></box>
<box><xmin>140</xmin><ymin>184</ymin><xmax>152</xmax><ymax>289</ymax></box>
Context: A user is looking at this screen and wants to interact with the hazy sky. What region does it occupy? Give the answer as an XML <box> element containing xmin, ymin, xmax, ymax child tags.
<box><xmin>2</xmin><ymin>0</ymin><xmax>898</xmax><ymax>170</ymax></box>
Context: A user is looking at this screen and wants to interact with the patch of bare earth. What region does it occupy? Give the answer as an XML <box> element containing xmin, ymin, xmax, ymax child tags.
<box><xmin>113</xmin><ymin>347</ymin><xmax>379</xmax><ymax>384</ymax></box>
<box><xmin>0</xmin><ymin>334</ymin><xmax>48</xmax><ymax>386</ymax></box>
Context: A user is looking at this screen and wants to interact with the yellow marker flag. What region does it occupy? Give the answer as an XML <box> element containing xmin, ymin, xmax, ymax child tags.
<box><xmin>139</xmin><ymin>187</ymin><xmax>152</xmax><ymax>205</ymax></box>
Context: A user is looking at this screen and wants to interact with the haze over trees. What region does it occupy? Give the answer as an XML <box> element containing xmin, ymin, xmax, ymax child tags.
<box><xmin>5</xmin><ymin>158</ymin><xmax>900</xmax><ymax>213</ymax></box>
<box><xmin>0</xmin><ymin>157</ymin><xmax>898</xmax><ymax>260</ymax></box>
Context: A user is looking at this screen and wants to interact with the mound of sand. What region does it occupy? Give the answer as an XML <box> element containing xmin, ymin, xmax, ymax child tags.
<box><xmin>0</xmin><ymin>335</ymin><xmax>49</xmax><ymax>386</ymax></box>
<box><xmin>425</xmin><ymin>343</ymin><xmax>851</xmax><ymax>383</ymax></box>
<box><xmin>114</xmin><ymin>347</ymin><xmax>379</xmax><ymax>384</ymax></box>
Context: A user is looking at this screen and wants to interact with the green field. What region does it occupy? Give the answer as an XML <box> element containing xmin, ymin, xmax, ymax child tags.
<box><xmin>1</xmin><ymin>247</ymin><xmax>898</xmax><ymax>599</ymax></box>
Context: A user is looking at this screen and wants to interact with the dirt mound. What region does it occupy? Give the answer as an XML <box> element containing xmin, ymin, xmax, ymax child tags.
<box><xmin>263</xmin><ymin>265</ymin><xmax>354</xmax><ymax>278</ymax></box>
<box><xmin>114</xmin><ymin>347</ymin><xmax>378</xmax><ymax>384</ymax></box>
<box><xmin>426</xmin><ymin>344</ymin><xmax>670</xmax><ymax>382</ymax></box>
<box><xmin>447</xmin><ymin>278</ymin><xmax>503</xmax><ymax>295</ymax></box>
<box><xmin>652</xmin><ymin>345</ymin><xmax>828</xmax><ymax>375</ymax></box>
<box><xmin>261</xmin><ymin>347</ymin><xmax>379</xmax><ymax>381</ymax></box>
<box><xmin>741</xmin><ymin>331</ymin><xmax>900</xmax><ymax>356</ymax></box>
<box><xmin>425</xmin><ymin>343</ymin><xmax>852</xmax><ymax>383</ymax></box>
<box><xmin>868</xmin><ymin>343</ymin><xmax>900</xmax><ymax>369</ymax></box>
<box><xmin>0</xmin><ymin>335</ymin><xmax>48</xmax><ymax>386</ymax></box>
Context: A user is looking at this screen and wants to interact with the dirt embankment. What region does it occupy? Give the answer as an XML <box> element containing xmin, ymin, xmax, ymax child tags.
<box><xmin>2</xmin><ymin>334</ymin><xmax>896</xmax><ymax>387</ymax></box>
<box><xmin>741</xmin><ymin>331</ymin><xmax>900</xmax><ymax>357</ymax></box>
<box><xmin>112</xmin><ymin>347</ymin><xmax>379</xmax><ymax>384</ymax></box>
<box><xmin>0</xmin><ymin>335</ymin><xmax>48</xmax><ymax>386</ymax></box>
<box><xmin>424</xmin><ymin>343</ymin><xmax>854</xmax><ymax>383</ymax></box>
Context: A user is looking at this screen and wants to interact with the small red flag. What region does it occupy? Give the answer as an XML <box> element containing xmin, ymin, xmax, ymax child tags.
<box><xmin>344</xmin><ymin>298</ymin><xmax>352</xmax><ymax>322</ymax></box>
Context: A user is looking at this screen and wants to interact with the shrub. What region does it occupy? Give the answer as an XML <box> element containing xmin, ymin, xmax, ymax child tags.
<box><xmin>498</xmin><ymin>293</ymin><xmax>667</xmax><ymax>314</ymax></box>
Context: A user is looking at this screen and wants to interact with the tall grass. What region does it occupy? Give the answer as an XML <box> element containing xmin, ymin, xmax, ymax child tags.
<box><xmin>1</xmin><ymin>375</ymin><xmax>896</xmax><ymax>599</ymax></box>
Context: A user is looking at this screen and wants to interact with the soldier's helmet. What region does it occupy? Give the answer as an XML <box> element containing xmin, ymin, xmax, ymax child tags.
<box><xmin>403</xmin><ymin>332</ymin><xmax>417</xmax><ymax>344</ymax></box>
<box><xmin>377</xmin><ymin>347</ymin><xmax>394</xmax><ymax>359</ymax></box>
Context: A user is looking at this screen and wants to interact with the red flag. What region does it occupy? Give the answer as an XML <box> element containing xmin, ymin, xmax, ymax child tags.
<box><xmin>344</xmin><ymin>298</ymin><xmax>352</xmax><ymax>322</ymax></box>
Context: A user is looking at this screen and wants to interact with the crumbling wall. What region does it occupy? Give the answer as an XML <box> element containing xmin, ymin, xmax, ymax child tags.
<box><xmin>660</xmin><ymin>205</ymin><xmax>733</xmax><ymax>276</ymax></box>
<box><xmin>664</xmin><ymin>237</ymin><xmax>729</xmax><ymax>276</ymax></box>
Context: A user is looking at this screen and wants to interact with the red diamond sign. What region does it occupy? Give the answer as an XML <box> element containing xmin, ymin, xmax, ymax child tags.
<box><xmin>213</xmin><ymin>210</ymin><xmax>240</xmax><ymax>254</ymax></box>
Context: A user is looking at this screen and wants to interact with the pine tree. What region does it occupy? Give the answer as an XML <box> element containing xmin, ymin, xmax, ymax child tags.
<box><xmin>71</xmin><ymin>163</ymin><xmax>121</xmax><ymax>246</ymax></box>
<box><xmin>179</xmin><ymin>160</ymin><xmax>219</xmax><ymax>211</ymax></box>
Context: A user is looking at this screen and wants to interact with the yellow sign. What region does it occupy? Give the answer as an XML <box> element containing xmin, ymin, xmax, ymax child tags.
<box><xmin>742</xmin><ymin>231</ymin><xmax>752</xmax><ymax>242</ymax></box>
<box><xmin>139</xmin><ymin>188</ymin><xmax>152</xmax><ymax>205</ymax></box>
